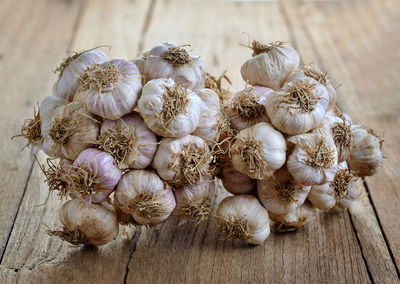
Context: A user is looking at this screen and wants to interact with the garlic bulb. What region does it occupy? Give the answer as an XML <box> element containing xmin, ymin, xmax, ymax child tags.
<box><xmin>287</xmin><ymin>130</ymin><xmax>338</xmax><ymax>185</ymax></box>
<box><xmin>224</xmin><ymin>86</ymin><xmax>272</xmax><ymax>131</ymax></box>
<box><xmin>132</xmin><ymin>51</ymin><xmax>149</xmax><ymax>85</ymax></box>
<box><xmin>320</xmin><ymin>112</ymin><xmax>353</xmax><ymax>162</ymax></box>
<box><xmin>231</xmin><ymin>122</ymin><xmax>286</xmax><ymax>179</ymax></box>
<box><xmin>98</xmin><ymin>112</ymin><xmax>157</xmax><ymax>169</ymax></box>
<box><xmin>53</xmin><ymin>49</ymin><xmax>108</xmax><ymax>100</ymax></box>
<box><xmin>266</xmin><ymin>76</ymin><xmax>329</xmax><ymax>135</ymax></box>
<box><xmin>308</xmin><ymin>161</ymin><xmax>358</xmax><ymax>210</ymax></box>
<box><xmin>270</xmin><ymin>201</ymin><xmax>316</xmax><ymax>232</ymax></box>
<box><xmin>137</xmin><ymin>78</ymin><xmax>205</xmax><ymax>138</ymax></box>
<box><xmin>221</xmin><ymin>164</ymin><xmax>256</xmax><ymax>195</ymax></box>
<box><xmin>79</xmin><ymin>59</ymin><xmax>142</xmax><ymax>120</ymax></box>
<box><xmin>69</xmin><ymin>148</ymin><xmax>122</xmax><ymax>204</ymax></box>
<box><xmin>48</xmin><ymin>198</ymin><xmax>119</xmax><ymax>246</ymax></box>
<box><xmin>257</xmin><ymin>166</ymin><xmax>311</xmax><ymax>221</ymax></box>
<box><xmin>347</xmin><ymin>125</ymin><xmax>383</xmax><ymax>177</ymax></box>
<box><xmin>115</xmin><ymin>169</ymin><xmax>176</xmax><ymax>225</ymax></box>
<box><xmin>41</xmin><ymin>99</ymin><xmax>99</xmax><ymax>160</ymax></box>
<box><xmin>240</xmin><ymin>41</ymin><xmax>299</xmax><ymax>90</ymax></box>
<box><xmin>302</xmin><ymin>64</ymin><xmax>336</xmax><ymax>111</ymax></box>
<box><xmin>145</xmin><ymin>42</ymin><xmax>207</xmax><ymax>90</ymax></box>
<box><xmin>174</xmin><ymin>179</ymin><xmax>215</xmax><ymax>224</ymax></box>
<box><xmin>152</xmin><ymin>135</ymin><xmax>211</xmax><ymax>185</ymax></box>
<box><xmin>216</xmin><ymin>194</ymin><xmax>270</xmax><ymax>245</ymax></box>
<box><xmin>112</xmin><ymin>198</ymin><xmax>136</xmax><ymax>226</ymax></box>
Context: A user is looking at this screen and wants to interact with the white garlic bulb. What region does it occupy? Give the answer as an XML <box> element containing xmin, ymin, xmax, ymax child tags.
<box><xmin>115</xmin><ymin>170</ymin><xmax>176</xmax><ymax>225</ymax></box>
<box><xmin>79</xmin><ymin>59</ymin><xmax>142</xmax><ymax>120</ymax></box>
<box><xmin>241</xmin><ymin>41</ymin><xmax>299</xmax><ymax>90</ymax></box>
<box><xmin>319</xmin><ymin>112</ymin><xmax>353</xmax><ymax>162</ymax></box>
<box><xmin>287</xmin><ymin>129</ymin><xmax>338</xmax><ymax>185</ymax></box>
<box><xmin>266</xmin><ymin>76</ymin><xmax>329</xmax><ymax>135</ymax></box>
<box><xmin>347</xmin><ymin>125</ymin><xmax>383</xmax><ymax>177</ymax></box>
<box><xmin>145</xmin><ymin>42</ymin><xmax>207</xmax><ymax>90</ymax></box>
<box><xmin>257</xmin><ymin>166</ymin><xmax>311</xmax><ymax>221</ymax></box>
<box><xmin>49</xmin><ymin>198</ymin><xmax>119</xmax><ymax>246</ymax></box>
<box><xmin>231</xmin><ymin>122</ymin><xmax>286</xmax><ymax>179</ymax></box>
<box><xmin>152</xmin><ymin>135</ymin><xmax>211</xmax><ymax>185</ymax></box>
<box><xmin>174</xmin><ymin>179</ymin><xmax>215</xmax><ymax>224</ymax></box>
<box><xmin>99</xmin><ymin>112</ymin><xmax>157</xmax><ymax>169</ymax></box>
<box><xmin>41</xmin><ymin>100</ymin><xmax>99</xmax><ymax>160</ymax></box>
<box><xmin>221</xmin><ymin>163</ymin><xmax>256</xmax><ymax>195</ymax></box>
<box><xmin>224</xmin><ymin>86</ymin><xmax>272</xmax><ymax>131</ymax></box>
<box><xmin>308</xmin><ymin>161</ymin><xmax>358</xmax><ymax>210</ymax></box>
<box><xmin>216</xmin><ymin>194</ymin><xmax>270</xmax><ymax>245</ymax></box>
<box><xmin>270</xmin><ymin>201</ymin><xmax>316</xmax><ymax>232</ymax></box>
<box><xmin>132</xmin><ymin>51</ymin><xmax>149</xmax><ymax>85</ymax></box>
<box><xmin>137</xmin><ymin>78</ymin><xmax>206</xmax><ymax>138</ymax></box>
<box><xmin>53</xmin><ymin>49</ymin><xmax>108</xmax><ymax>100</ymax></box>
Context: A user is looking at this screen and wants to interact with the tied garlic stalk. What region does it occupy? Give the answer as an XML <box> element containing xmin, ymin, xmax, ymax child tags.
<box><xmin>224</xmin><ymin>86</ymin><xmax>272</xmax><ymax>131</ymax></box>
<box><xmin>216</xmin><ymin>194</ymin><xmax>270</xmax><ymax>245</ymax></box>
<box><xmin>320</xmin><ymin>112</ymin><xmax>354</xmax><ymax>163</ymax></box>
<box><xmin>54</xmin><ymin>49</ymin><xmax>108</xmax><ymax>100</ymax></box>
<box><xmin>138</xmin><ymin>78</ymin><xmax>206</xmax><ymax>138</ymax></box>
<box><xmin>287</xmin><ymin>130</ymin><xmax>338</xmax><ymax>186</ymax></box>
<box><xmin>48</xmin><ymin>198</ymin><xmax>119</xmax><ymax>246</ymax></box>
<box><xmin>40</xmin><ymin>96</ymin><xmax>99</xmax><ymax>160</ymax></box>
<box><xmin>231</xmin><ymin>122</ymin><xmax>286</xmax><ymax>179</ymax></box>
<box><xmin>266</xmin><ymin>76</ymin><xmax>329</xmax><ymax>135</ymax></box>
<box><xmin>78</xmin><ymin>59</ymin><xmax>142</xmax><ymax>120</ymax></box>
<box><xmin>115</xmin><ymin>170</ymin><xmax>176</xmax><ymax>225</ymax></box>
<box><xmin>145</xmin><ymin>42</ymin><xmax>207</xmax><ymax>91</ymax></box>
<box><xmin>152</xmin><ymin>135</ymin><xmax>211</xmax><ymax>185</ymax></box>
<box><xmin>257</xmin><ymin>166</ymin><xmax>311</xmax><ymax>222</ymax></box>
<box><xmin>241</xmin><ymin>40</ymin><xmax>299</xmax><ymax>90</ymax></box>
<box><xmin>308</xmin><ymin>161</ymin><xmax>359</xmax><ymax>210</ymax></box>
<box><xmin>98</xmin><ymin>112</ymin><xmax>157</xmax><ymax>169</ymax></box>
<box><xmin>204</xmin><ymin>71</ymin><xmax>232</xmax><ymax>101</ymax></box>
<box><xmin>270</xmin><ymin>201</ymin><xmax>316</xmax><ymax>232</ymax></box>
<box><xmin>221</xmin><ymin>164</ymin><xmax>256</xmax><ymax>195</ymax></box>
<box><xmin>347</xmin><ymin>125</ymin><xmax>383</xmax><ymax>177</ymax></box>
<box><xmin>174</xmin><ymin>179</ymin><xmax>215</xmax><ymax>224</ymax></box>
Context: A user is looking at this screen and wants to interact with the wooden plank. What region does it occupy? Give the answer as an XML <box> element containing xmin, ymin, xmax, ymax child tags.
<box><xmin>280</xmin><ymin>0</ymin><xmax>400</xmax><ymax>279</ymax></box>
<box><xmin>126</xmin><ymin>1</ymin><xmax>370</xmax><ymax>283</ymax></box>
<box><xmin>0</xmin><ymin>0</ymin><xmax>150</xmax><ymax>282</ymax></box>
<box><xmin>0</xmin><ymin>0</ymin><xmax>82</xmax><ymax>260</ymax></box>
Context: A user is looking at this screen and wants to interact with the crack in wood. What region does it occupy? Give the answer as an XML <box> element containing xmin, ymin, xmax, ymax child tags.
<box><xmin>137</xmin><ymin>0</ymin><xmax>157</xmax><ymax>55</ymax></box>
<box><xmin>123</xmin><ymin>228</ymin><xmax>142</xmax><ymax>284</ymax></box>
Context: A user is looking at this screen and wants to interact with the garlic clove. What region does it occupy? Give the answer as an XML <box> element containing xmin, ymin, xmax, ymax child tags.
<box><xmin>216</xmin><ymin>194</ymin><xmax>270</xmax><ymax>245</ymax></box>
<box><xmin>221</xmin><ymin>163</ymin><xmax>256</xmax><ymax>195</ymax></box>
<box><xmin>231</xmin><ymin>122</ymin><xmax>286</xmax><ymax>180</ymax></box>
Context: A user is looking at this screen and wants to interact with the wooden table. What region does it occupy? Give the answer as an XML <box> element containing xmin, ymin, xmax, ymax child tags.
<box><xmin>0</xmin><ymin>0</ymin><xmax>399</xmax><ymax>283</ymax></box>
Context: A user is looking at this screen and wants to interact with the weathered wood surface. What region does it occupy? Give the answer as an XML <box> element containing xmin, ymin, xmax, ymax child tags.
<box><xmin>0</xmin><ymin>0</ymin><xmax>399</xmax><ymax>283</ymax></box>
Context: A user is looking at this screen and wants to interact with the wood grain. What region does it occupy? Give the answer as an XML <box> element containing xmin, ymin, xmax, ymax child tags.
<box><xmin>0</xmin><ymin>0</ymin><xmax>82</xmax><ymax>260</ymax></box>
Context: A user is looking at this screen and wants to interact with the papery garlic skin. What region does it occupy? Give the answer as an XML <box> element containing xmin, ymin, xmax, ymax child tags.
<box><xmin>152</xmin><ymin>135</ymin><xmax>211</xmax><ymax>185</ymax></box>
<box><xmin>81</xmin><ymin>59</ymin><xmax>142</xmax><ymax>120</ymax></box>
<box><xmin>41</xmin><ymin>101</ymin><xmax>99</xmax><ymax>160</ymax></box>
<box><xmin>100</xmin><ymin>112</ymin><xmax>157</xmax><ymax>169</ymax></box>
<box><xmin>231</xmin><ymin>122</ymin><xmax>286</xmax><ymax>179</ymax></box>
<box><xmin>138</xmin><ymin>78</ymin><xmax>206</xmax><ymax>138</ymax></box>
<box><xmin>257</xmin><ymin>167</ymin><xmax>311</xmax><ymax>221</ymax></box>
<box><xmin>146</xmin><ymin>42</ymin><xmax>207</xmax><ymax>91</ymax></box>
<box><xmin>308</xmin><ymin>161</ymin><xmax>358</xmax><ymax>210</ymax></box>
<box><xmin>54</xmin><ymin>50</ymin><xmax>108</xmax><ymax>100</ymax></box>
<box><xmin>287</xmin><ymin>130</ymin><xmax>338</xmax><ymax>186</ymax></box>
<box><xmin>73</xmin><ymin>148</ymin><xmax>122</xmax><ymax>204</ymax></box>
<box><xmin>132</xmin><ymin>51</ymin><xmax>149</xmax><ymax>85</ymax></box>
<box><xmin>221</xmin><ymin>164</ymin><xmax>256</xmax><ymax>195</ymax></box>
<box><xmin>266</xmin><ymin>77</ymin><xmax>329</xmax><ymax>135</ymax></box>
<box><xmin>241</xmin><ymin>42</ymin><xmax>299</xmax><ymax>90</ymax></box>
<box><xmin>216</xmin><ymin>194</ymin><xmax>270</xmax><ymax>245</ymax></box>
<box><xmin>347</xmin><ymin>125</ymin><xmax>383</xmax><ymax>177</ymax></box>
<box><xmin>174</xmin><ymin>179</ymin><xmax>215</xmax><ymax>223</ymax></box>
<box><xmin>224</xmin><ymin>86</ymin><xmax>271</xmax><ymax>131</ymax></box>
<box><xmin>270</xmin><ymin>201</ymin><xmax>316</xmax><ymax>231</ymax></box>
<box><xmin>115</xmin><ymin>170</ymin><xmax>176</xmax><ymax>225</ymax></box>
<box><xmin>59</xmin><ymin>198</ymin><xmax>119</xmax><ymax>246</ymax></box>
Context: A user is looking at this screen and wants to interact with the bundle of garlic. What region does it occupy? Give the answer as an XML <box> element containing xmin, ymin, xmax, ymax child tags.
<box><xmin>215</xmin><ymin>39</ymin><xmax>383</xmax><ymax>245</ymax></box>
<box><xmin>16</xmin><ymin>38</ymin><xmax>383</xmax><ymax>248</ymax></box>
<box><xmin>16</xmin><ymin>43</ymin><xmax>234</xmax><ymax>247</ymax></box>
